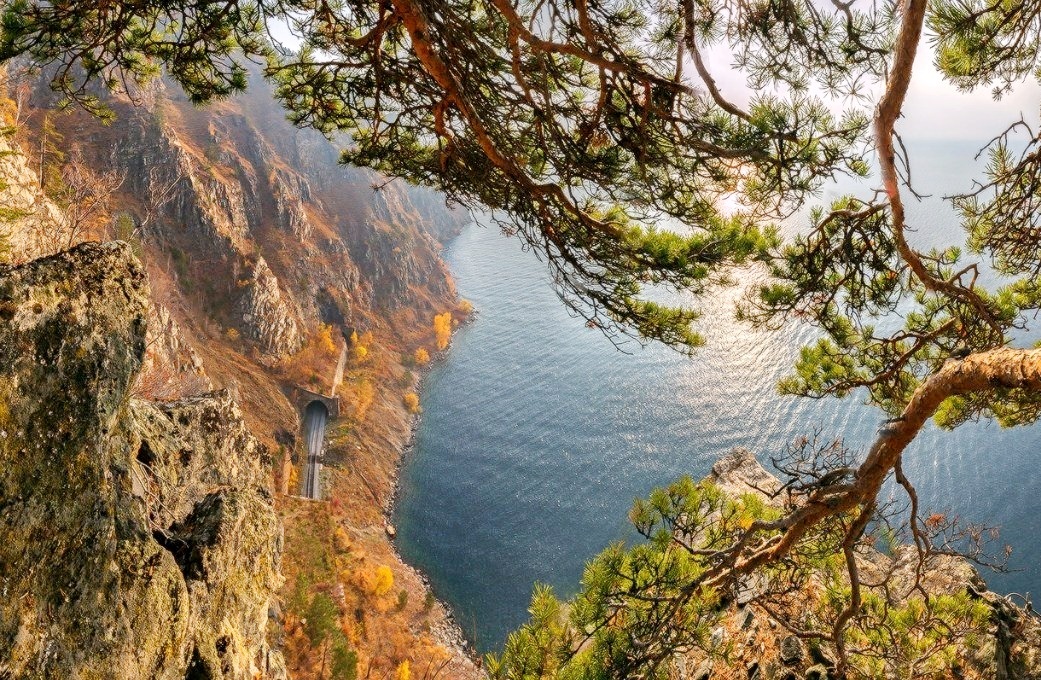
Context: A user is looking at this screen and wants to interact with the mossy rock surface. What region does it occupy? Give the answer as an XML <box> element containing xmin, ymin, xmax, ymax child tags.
<box><xmin>0</xmin><ymin>243</ymin><xmax>284</xmax><ymax>679</ymax></box>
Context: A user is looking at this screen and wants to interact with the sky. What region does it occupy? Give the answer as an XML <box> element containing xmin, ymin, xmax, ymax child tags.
<box><xmin>900</xmin><ymin>51</ymin><xmax>1041</xmax><ymax>141</ymax></box>
<box><xmin>267</xmin><ymin>9</ymin><xmax>1041</xmax><ymax>143</ymax></box>
<box><xmin>702</xmin><ymin>35</ymin><xmax>1041</xmax><ymax>142</ymax></box>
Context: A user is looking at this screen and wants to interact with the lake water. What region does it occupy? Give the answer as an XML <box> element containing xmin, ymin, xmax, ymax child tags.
<box><xmin>393</xmin><ymin>140</ymin><xmax>1041</xmax><ymax>654</ymax></box>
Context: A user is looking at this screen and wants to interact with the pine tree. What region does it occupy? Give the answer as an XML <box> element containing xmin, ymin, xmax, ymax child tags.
<box><xmin>7</xmin><ymin>0</ymin><xmax>1041</xmax><ymax>675</ymax></box>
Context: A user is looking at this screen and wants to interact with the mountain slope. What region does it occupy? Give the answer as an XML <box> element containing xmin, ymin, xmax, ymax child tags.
<box><xmin>1</xmin><ymin>69</ymin><xmax>478</xmax><ymax>679</ymax></box>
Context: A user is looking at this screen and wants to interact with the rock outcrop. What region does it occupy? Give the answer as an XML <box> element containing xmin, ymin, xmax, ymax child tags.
<box><xmin>236</xmin><ymin>256</ymin><xmax>301</xmax><ymax>357</ymax></box>
<box><xmin>136</xmin><ymin>301</ymin><xmax>213</xmax><ymax>400</ymax></box>
<box><xmin>690</xmin><ymin>449</ymin><xmax>1041</xmax><ymax>680</ymax></box>
<box><xmin>0</xmin><ymin>134</ymin><xmax>64</xmax><ymax>264</ymax></box>
<box><xmin>0</xmin><ymin>243</ymin><xmax>284</xmax><ymax>679</ymax></box>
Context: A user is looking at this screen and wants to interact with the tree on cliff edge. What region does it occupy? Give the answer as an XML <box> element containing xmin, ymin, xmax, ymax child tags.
<box><xmin>5</xmin><ymin>0</ymin><xmax>1041</xmax><ymax>676</ymax></box>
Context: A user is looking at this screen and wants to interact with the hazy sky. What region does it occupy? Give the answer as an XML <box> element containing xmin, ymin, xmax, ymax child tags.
<box><xmin>900</xmin><ymin>52</ymin><xmax>1040</xmax><ymax>141</ymax></box>
<box><xmin>270</xmin><ymin>14</ymin><xmax>1040</xmax><ymax>143</ymax></box>
<box><xmin>702</xmin><ymin>38</ymin><xmax>1041</xmax><ymax>142</ymax></box>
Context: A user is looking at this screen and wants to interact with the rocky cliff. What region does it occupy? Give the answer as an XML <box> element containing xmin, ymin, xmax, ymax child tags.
<box><xmin>34</xmin><ymin>71</ymin><xmax>465</xmax><ymax>363</ymax></box>
<box><xmin>0</xmin><ymin>243</ymin><xmax>284</xmax><ymax>679</ymax></box>
<box><xmin>0</xmin><ymin>68</ymin><xmax>479</xmax><ymax>680</ymax></box>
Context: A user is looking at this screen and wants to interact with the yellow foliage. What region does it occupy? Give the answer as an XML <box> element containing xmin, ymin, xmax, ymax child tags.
<box><xmin>352</xmin><ymin>344</ymin><xmax>368</xmax><ymax>363</ymax></box>
<box><xmin>225</xmin><ymin>327</ymin><xmax>240</xmax><ymax>342</ymax></box>
<box><xmin>350</xmin><ymin>330</ymin><xmax>359</xmax><ymax>345</ymax></box>
<box><xmin>352</xmin><ymin>379</ymin><xmax>375</xmax><ymax>421</ymax></box>
<box><xmin>458</xmin><ymin>299</ymin><xmax>474</xmax><ymax>314</ymax></box>
<box><xmin>286</xmin><ymin>323</ymin><xmax>340</xmax><ymax>384</ymax></box>
<box><xmin>0</xmin><ymin>95</ymin><xmax>16</xmax><ymax>127</ymax></box>
<box><xmin>372</xmin><ymin>565</ymin><xmax>394</xmax><ymax>597</ymax></box>
<box><xmin>403</xmin><ymin>392</ymin><xmax>421</xmax><ymax>414</ymax></box>
<box><xmin>396</xmin><ymin>661</ymin><xmax>411</xmax><ymax>680</ymax></box>
<box><xmin>333</xmin><ymin>527</ymin><xmax>352</xmax><ymax>553</ymax></box>
<box><xmin>413</xmin><ymin>348</ymin><xmax>430</xmax><ymax>365</ymax></box>
<box><xmin>433</xmin><ymin>312</ymin><xmax>452</xmax><ymax>350</ymax></box>
<box><xmin>315</xmin><ymin>323</ymin><xmax>338</xmax><ymax>355</ymax></box>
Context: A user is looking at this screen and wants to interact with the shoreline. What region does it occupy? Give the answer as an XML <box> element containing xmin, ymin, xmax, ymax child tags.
<box><xmin>382</xmin><ymin>314</ymin><xmax>486</xmax><ymax>669</ymax></box>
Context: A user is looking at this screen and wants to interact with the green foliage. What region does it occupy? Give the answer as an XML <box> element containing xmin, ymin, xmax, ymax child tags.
<box><xmin>111</xmin><ymin>212</ymin><xmax>143</xmax><ymax>259</ymax></box>
<box><xmin>815</xmin><ymin>580</ymin><xmax>990</xmax><ymax>678</ymax></box>
<box><xmin>929</xmin><ymin>0</ymin><xmax>1041</xmax><ymax>95</ymax></box>
<box><xmin>305</xmin><ymin>592</ymin><xmax>340</xmax><ymax>646</ymax></box>
<box><xmin>490</xmin><ymin>474</ymin><xmax>993</xmax><ymax>679</ymax></box>
<box><xmin>330</xmin><ymin>640</ymin><xmax>359</xmax><ymax>680</ymax></box>
<box><xmin>487</xmin><ymin>478</ymin><xmax>779</xmax><ymax>679</ymax></box>
<box><xmin>0</xmin><ymin>0</ymin><xmax>266</xmax><ymax>117</ymax></box>
<box><xmin>294</xmin><ymin>581</ymin><xmax>358</xmax><ymax>680</ymax></box>
<box><xmin>0</xmin><ymin>0</ymin><xmax>873</xmax><ymax>351</ymax></box>
<box><xmin>290</xmin><ymin>573</ymin><xmax>312</xmax><ymax>615</ymax></box>
<box><xmin>168</xmin><ymin>246</ymin><xmax>191</xmax><ymax>286</ymax></box>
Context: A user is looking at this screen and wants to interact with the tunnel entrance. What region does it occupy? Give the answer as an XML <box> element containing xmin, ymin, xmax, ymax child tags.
<box><xmin>300</xmin><ymin>400</ymin><xmax>330</xmax><ymax>499</ymax></box>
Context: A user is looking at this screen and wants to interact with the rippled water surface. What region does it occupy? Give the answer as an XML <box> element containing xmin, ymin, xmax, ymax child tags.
<box><xmin>393</xmin><ymin>141</ymin><xmax>1041</xmax><ymax>653</ymax></box>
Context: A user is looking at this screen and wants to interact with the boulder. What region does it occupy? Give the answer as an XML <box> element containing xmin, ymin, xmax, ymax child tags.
<box><xmin>0</xmin><ymin>243</ymin><xmax>283</xmax><ymax>678</ymax></box>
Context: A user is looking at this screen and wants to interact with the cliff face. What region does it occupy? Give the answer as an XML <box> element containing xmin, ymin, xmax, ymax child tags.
<box><xmin>0</xmin><ymin>243</ymin><xmax>284</xmax><ymax>679</ymax></box>
<box><xmin>0</xmin><ymin>133</ymin><xmax>63</xmax><ymax>263</ymax></box>
<box><xmin>0</xmin><ymin>68</ymin><xmax>480</xmax><ymax>680</ymax></box>
<box><xmin>43</xmin><ymin>72</ymin><xmax>464</xmax><ymax>365</ymax></box>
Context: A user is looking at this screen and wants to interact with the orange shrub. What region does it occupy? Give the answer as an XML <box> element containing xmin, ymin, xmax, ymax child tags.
<box><xmin>285</xmin><ymin>323</ymin><xmax>340</xmax><ymax>384</ymax></box>
<box><xmin>371</xmin><ymin>565</ymin><xmax>394</xmax><ymax>597</ymax></box>
<box><xmin>402</xmin><ymin>392</ymin><xmax>421</xmax><ymax>414</ymax></box>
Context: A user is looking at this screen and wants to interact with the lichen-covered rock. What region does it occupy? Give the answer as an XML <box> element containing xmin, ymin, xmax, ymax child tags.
<box><xmin>129</xmin><ymin>390</ymin><xmax>265</xmax><ymax>529</ymax></box>
<box><xmin>0</xmin><ymin>243</ymin><xmax>284</xmax><ymax>679</ymax></box>
<box><xmin>708</xmin><ymin>447</ymin><xmax>781</xmax><ymax>500</ymax></box>
<box><xmin>161</xmin><ymin>490</ymin><xmax>282</xmax><ymax>680</ymax></box>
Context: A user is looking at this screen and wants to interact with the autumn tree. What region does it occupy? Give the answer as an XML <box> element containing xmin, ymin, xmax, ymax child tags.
<box><xmin>350</xmin><ymin>330</ymin><xmax>369</xmax><ymax>364</ymax></box>
<box><xmin>432</xmin><ymin>312</ymin><xmax>452</xmax><ymax>351</ymax></box>
<box><xmin>8</xmin><ymin>0</ymin><xmax>1041</xmax><ymax>676</ymax></box>
<box><xmin>369</xmin><ymin>565</ymin><xmax>394</xmax><ymax>598</ymax></box>
<box><xmin>42</xmin><ymin>147</ymin><xmax>125</xmax><ymax>252</ymax></box>
<box><xmin>350</xmin><ymin>379</ymin><xmax>375</xmax><ymax>422</ymax></box>
<box><xmin>288</xmin><ymin>323</ymin><xmax>341</xmax><ymax>386</ymax></box>
<box><xmin>402</xmin><ymin>393</ymin><xmax>421</xmax><ymax>415</ymax></box>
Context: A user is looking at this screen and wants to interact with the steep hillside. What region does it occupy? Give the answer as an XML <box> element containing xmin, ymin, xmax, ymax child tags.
<box><xmin>1</xmin><ymin>69</ymin><xmax>477</xmax><ymax>680</ymax></box>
